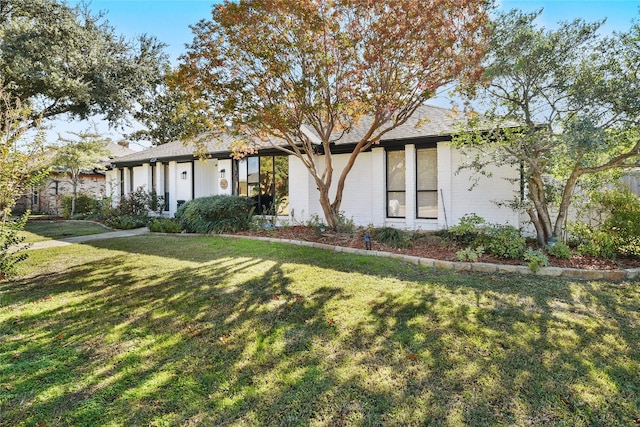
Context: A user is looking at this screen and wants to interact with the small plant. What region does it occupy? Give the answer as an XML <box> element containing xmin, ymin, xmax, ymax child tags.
<box><xmin>456</xmin><ymin>246</ymin><xmax>484</xmax><ymax>262</ymax></box>
<box><xmin>336</xmin><ymin>212</ymin><xmax>357</xmax><ymax>234</ymax></box>
<box><xmin>524</xmin><ymin>248</ymin><xmax>549</xmax><ymax>273</ymax></box>
<box><xmin>372</xmin><ymin>227</ymin><xmax>413</xmax><ymax>249</ymax></box>
<box><xmin>148</xmin><ymin>218</ymin><xmax>183</xmax><ymax>233</ymax></box>
<box><xmin>547</xmin><ymin>241</ymin><xmax>572</xmax><ymax>259</ymax></box>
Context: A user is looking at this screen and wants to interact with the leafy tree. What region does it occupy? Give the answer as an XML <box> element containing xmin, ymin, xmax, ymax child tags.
<box><xmin>128</xmin><ymin>69</ymin><xmax>213</xmax><ymax>145</ymax></box>
<box><xmin>0</xmin><ymin>0</ymin><xmax>168</xmax><ymax>132</ymax></box>
<box><xmin>53</xmin><ymin>131</ymin><xmax>110</xmax><ymax>217</ymax></box>
<box><xmin>0</xmin><ymin>84</ymin><xmax>48</xmax><ymax>278</ymax></box>
<box><xmin>176</xmin><ymin>0</ymin><xmax>490</xmax><ymax>229</ymax></box>
<box><xmin>457</xmin><ymin>10</ymin><xmax>640</xmax><ymax>246</ymax></box>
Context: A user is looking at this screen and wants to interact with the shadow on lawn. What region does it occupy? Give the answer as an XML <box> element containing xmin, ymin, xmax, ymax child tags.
<box><xmin>1</xmin><ymin>235</ymin><xmax>639</xmax><ymax>425</ymax></box>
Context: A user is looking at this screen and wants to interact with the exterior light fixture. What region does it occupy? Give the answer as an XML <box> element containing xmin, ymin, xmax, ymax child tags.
<box><xmin>181</xmin><ymin>171</ymin><xmax>188</xmax><ymax>180</ymax></box>
<box><xmin>219</xmin><ymin>168</ymin><xmax>226</xmax><ymax>178</ymax></box>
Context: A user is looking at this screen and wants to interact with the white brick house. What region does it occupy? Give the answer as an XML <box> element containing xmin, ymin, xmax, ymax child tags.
<box><xmin>106</xmin><ymin>105</ymin><xmax>523</xmax><ymax>230</ymax></box>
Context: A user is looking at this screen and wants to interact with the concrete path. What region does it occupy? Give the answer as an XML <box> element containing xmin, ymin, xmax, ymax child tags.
<box><xmin>27</xmin><ymin>227</ymin><xmax>150</xmax><ymax>251</ymax></box>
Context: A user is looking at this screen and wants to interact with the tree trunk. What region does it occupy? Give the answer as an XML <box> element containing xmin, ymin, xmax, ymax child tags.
<box><xmin>527</xmin><ymin>174</ymin><xmax>554</xmax><ymax>246</ymax></box>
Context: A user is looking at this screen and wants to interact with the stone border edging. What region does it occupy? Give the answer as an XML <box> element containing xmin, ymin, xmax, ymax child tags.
<box><xmin>218</xmin><ymin>234</ymin><xmax>640</xmax><ymax>281</ymax></box>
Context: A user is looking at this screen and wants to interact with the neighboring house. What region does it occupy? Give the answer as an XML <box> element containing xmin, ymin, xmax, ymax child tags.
<box><xmin>15</xmin><ymin>141</ymin><xmax>135</xmax><ymax>216</ymax></box>
<box><xmin>107</xmin><ymin>105</ymin><xmax>523</xmax><ymax>230</ymax></box>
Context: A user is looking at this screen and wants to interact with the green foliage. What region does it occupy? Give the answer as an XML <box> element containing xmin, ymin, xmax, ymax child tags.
<box><xmin>570</xmin><ymin>188</ymin><xmax>640</xmax><ymax>258</ymax></box>
<box><xmin>457</xmin><ymin>9</ymin><xmax>640</xmax><ymax>246</ymax></box>
<box><xmin>524</xmin><ymin>248</ymin><xmax>549</xmax><ymax>273</ymax></box>
<box><xmin>476</xmin><ymin>225</ymin><xmax>526</xmax><ymax>260</ymax></box>
<box><xmin>372</xmin><ymin>227</ymin><xmax>413</xmax><ymax>249</ymax></box>
<box><xmin>0</xmin><ymin>86</ymin><xmax>48</xmax><ymax>220</ymax></box>
<box><xmin>148</xmin><ymin>218</ymin><xmax>183</xmax><ymax>233</ymax></box>
<box><xmin>448</xmin><ymin>213</ymin><xmax>486</xmax><ymax>245</ymax></box>
<box><xmin>446</xmin><ymin>214</ymin><xmax>526</xmax><ymax>259</ymax></box>
<box><xmin>456</xmin><ymin>246</ymin><xmax>484</xmax><ymax>262</ymax></box>
<box><xmin>176</xmin><ymin>196</ymin><xmax>255</xmax><ymax>234</ymax></box>
<box><xmin>0</xmin><ymin>213</ymin><xmax>30</xmax><ymax>279</ymax></box>
<box><xmin>0</xmin><ymin>0</ymin><xmax>168</xmax><ymax>130</ymax></box>
<box><xmin>104</xmin><ymin>188</ymin><xmax>162</xmax><ymax>230</ymax></box>
<box><xmin>547</xmin><ymin>242</ymin><xmax>572</xmax><ymax>260</ymax></box>
<box><xmin>61</xmin><ymin>194</ymin><xmax>101</xmax><ymax>218</ymax></box>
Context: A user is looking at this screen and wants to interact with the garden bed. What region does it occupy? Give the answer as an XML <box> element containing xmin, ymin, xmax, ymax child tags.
<box><xmin>235</xmin><ymin>226</ymin><xmax>640</xmax><ymax>271</ymax></box>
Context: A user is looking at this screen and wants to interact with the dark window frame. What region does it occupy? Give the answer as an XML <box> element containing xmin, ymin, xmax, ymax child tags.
<box><xmin>386</xmin><ymin>148</ymin><xmax>406</xmax><ymax>219</ymax></box>
<box><xmin>234</xmin><ymin>155</ymin><xmax>288</xmax><ymax>215</ymax></box>
<box><xmin>415</xmin><ymin>147</ymin><xmax>438</xmax><ymax>220</ymax></box>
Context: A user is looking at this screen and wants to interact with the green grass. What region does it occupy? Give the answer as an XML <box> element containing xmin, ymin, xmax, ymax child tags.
<box><xmin>1</xmin><ymin>235</ymin><xmax>639</xmax><ymax>426</ymax></box>
<box><xmin>21</xmin><ymin>220</ymin><xmax>110</xmax><ymax>243</ymax></box>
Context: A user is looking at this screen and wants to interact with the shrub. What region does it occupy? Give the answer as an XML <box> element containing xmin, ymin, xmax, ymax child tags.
<box><xmin>524</xmin><ymin>248</ymin><xmax>549</xmax><ymax>273</ymax></box>
<box><xmin>456</xmin><ymin>246</ymin><xmax>484</xmax><ymax>262</ymax></box>
<box><xmin>61</xmin><ymin>194</ymin><xmax>101</xmax><ymax>218</ymax></box>
<box><xmin>446</xmin><ymin>214</ymin><xmax>526</xmax><ymax>260</ymax></box>
<box><xmin>176</xmin><ymin>195</ymin><xmax>255</xmax><ymax>234</ymax></box>
<box><xmin>148</xmin><ymin>218</ymin><xmax>183</xmax><ymax>233</ymax></box>
<box><xmin>570</xmin><ymin>188</ymin><xmax>640</xmax><ymax>258</ymax></box>
<box><xmin>476</xmin><ymin>225</ymin><xmax>526</xmax><ymax>259</ymax></box>
<box><xmin>547</xmin><ymin>242</ymin><xmax>572</xmax><ymax>259</ymax></box>
<box><xmin>105</xmin><ymin>215</ymin><xmax>148</xmax><ymax>230</ymax></box>
<box><xmin>0</xmin><ymin>213</ymin><xmax>30</xmax><ymax>279</ymax></box>
<box><xmin>372</xmin><ymin>227</ymin><xmax>413</xmax><ymax>249</ymax></box>
<box><xmin>448</xmin><ymin>213</ymin><xmax>485</xmax><ymax>245</ymax></box>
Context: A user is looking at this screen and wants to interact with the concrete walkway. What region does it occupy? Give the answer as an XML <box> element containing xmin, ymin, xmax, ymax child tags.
<box><xmin>27</xmin><ymin>227</ymin><xmax>150</xmax><ymax>251</ymax></box>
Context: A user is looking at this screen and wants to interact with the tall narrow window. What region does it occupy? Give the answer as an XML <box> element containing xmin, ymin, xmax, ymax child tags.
<box><xmin>129</xmin><ymin>168</ymin><xmax>134</xmax><ymax>193</ymax></box>
<box><xmin>416</xmin><ymin>148</ymin><xmax>438</xmax><ymax>219</ymax></box>
<box><xmin>151</xmin><ymin>164</ymin><xmax>156</xmax><ymax>192</ymax></box>
<box><xmin>386</xmin><ymin>150</ymin><xmax>406</xmax><ymax>218</ymax></box>
<box><xmin>163</xmin><ymin>163</ymin><xmax>170</xmax><ymax>211</ymax></box>
<box><xmin>119</xmin><ymin>168</ymin><xmax>125</xmax><ymax>197</ymax></box>
<box><xmin>32</xmin><ymin>188</ymin><xmax>39</xmax><ymax>207</ymax></box>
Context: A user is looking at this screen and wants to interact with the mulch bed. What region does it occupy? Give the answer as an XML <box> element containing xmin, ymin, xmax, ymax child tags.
<box><xmin>235</xmin><ymin>226</ymin><xmax>640</xmax><ymax>271</ymax></box>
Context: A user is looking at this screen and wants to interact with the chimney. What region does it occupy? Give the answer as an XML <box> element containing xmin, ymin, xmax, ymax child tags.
<box><xmin>117</xmin><ymin>140</ymin><xmax>130</xmax><ymax>149</ymax></box>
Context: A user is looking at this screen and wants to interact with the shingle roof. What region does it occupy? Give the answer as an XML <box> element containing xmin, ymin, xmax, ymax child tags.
<box><xmin>112</xmin><ymin>104</ymin><xmax>464</xmax><ymax>165</ymax></box>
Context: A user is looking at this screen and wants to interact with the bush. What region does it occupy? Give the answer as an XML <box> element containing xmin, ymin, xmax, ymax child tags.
<box><xmin>61</xmin><ymin>194</ymin><xmax>101</xmax><ymax>218</ymax></box>
<box><xmin>372</xmin><ymin>227</ymin><xmax>413</xmax><ymax>249</ymax></box>
<box><xmin>103</xmin><ymin>187</ymin><xmax>164</xmax><ymax>230</ymax></box>
<box><xmin>104</xmin><ymin>215</ymin><xmax>148</xmax><ymax>230</ymax></box>
<box><xmin>448</xmin><ymin>213</ymin><xmax>485</xmax><ymax>245</ymax></box>
<box><xmin>446</xmin><ymin>214</ymin><xmax>526</xmax><ymax>260</ymax></box>
<box><xmin>476</xmin><ymin>225</ymin><xmax>526</xmax><ymax>259</ymax></box>
<box><xmin>1</xmin><ymin>213</ymin><xmax>30</xmax><ymax>279</ymax></box>
<box><xmin>176</xmin><ymin>195</ymin><xmax>255</xmax><ymax>234</ymax></box>
<box><xmin>148</xmin><ymin>218</ymin><xmax>183</xmax><ymax>233</ymax></box>
<box><xmin>570</xmin><ymin>188</ymin><xmax>640</xmax><ymax>258</ymax></box>
<box><xmin>547</xmin><ymin>242</ymin><xmax>572</xmax><ymax>259</ymax></box>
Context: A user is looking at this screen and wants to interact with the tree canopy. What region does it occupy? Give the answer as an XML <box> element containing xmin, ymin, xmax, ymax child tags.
<box><xmin>53</xmin><ymin>131</ymin><xmax>110</xmax><ymax>217</ymax></box>
<box><xmin>176</xmin><ymin>0</ymin><xmax>490</xmax><ymax>228</ymax></box>
<box><xmin>0</xmin><ymin>0</ymin><xmax>169</xmax><ymax>131</ymax></box>
<box><xmin>457</xmin><ymin>9</ymin><xmax>640</xmax><ymax>246</ymax></box>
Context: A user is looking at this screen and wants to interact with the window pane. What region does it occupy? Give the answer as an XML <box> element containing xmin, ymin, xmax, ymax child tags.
<box><xmin>417</xmin><ymin>148</ymin><xmax>437</xmax><ymax>191</ymax></box>
<box><xmin>237</xmin><ymin>159</ymin><xmax>248</xmax><ymax>196</ymax></box>
<box><xmin>387</xmin><ymin>150</ymin><xmax>405</xmax><ymax>191</ymax></box>
<box><xmin>248</xmin><ymin>157</ymin><xmax>259</xmax><ymax>184</ymax></box>
<box><xmin>274</xmin><ymin>156</ymin><xmax>289</xmax><ymax>215</ymax></box>
<box><xmin>260</xmin><ymin>156</ymin><xmax>274</xmax><ymax>196</ymax></box>
<box><xmin>417</xmin><ymin>191</ymin><xmax>438</xmax><ymax>218</ymax></box>
<box><xmin>387</xmin><ymin>192</ymin><xmax>406</xmax><ymax>217</ymax></box>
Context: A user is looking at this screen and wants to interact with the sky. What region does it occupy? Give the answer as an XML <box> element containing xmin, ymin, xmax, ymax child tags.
<box><xmin>52</xmin><ymin>0</ymin><xmax>640</xmax><ymax>149</ymax></box>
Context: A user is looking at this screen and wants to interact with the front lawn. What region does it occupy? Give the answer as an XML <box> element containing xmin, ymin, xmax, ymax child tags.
<box><xmin>1</xmin><ymin>235</ymin><xmax>639</xmax><ymax>426</ymax></box>
<box><xmin>21</xmin><ymin>220</ymin><xmax>110</xmax><ymax>243</ymax></box>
